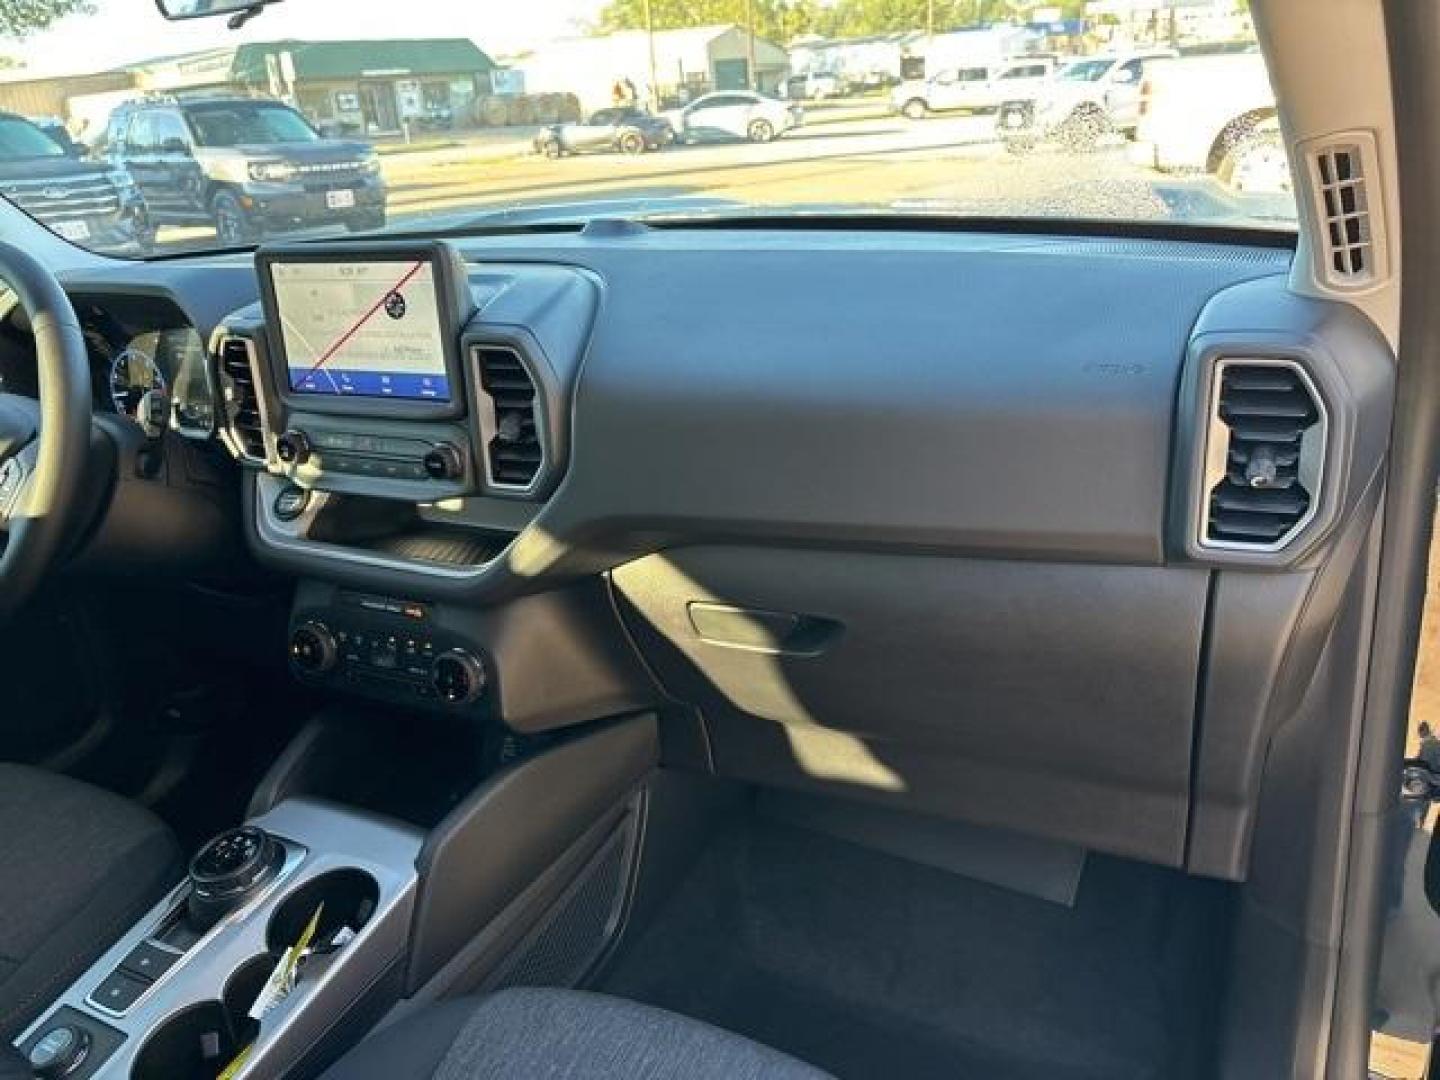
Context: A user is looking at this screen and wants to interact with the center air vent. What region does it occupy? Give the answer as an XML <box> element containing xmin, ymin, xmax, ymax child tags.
<box><xmin>474</xmin><ymin>345</ymin><xmax>543</xmax><ymax>491</ymax></box>
<box><xmin>216</xmin><ymin>335</ymin><xmax>267</xmax><ymax>464</ymax></box>
<box><xmin>1203</xmin><ymin>360</ymin><xmax>1324</xmax><ymax>551</ymax></box>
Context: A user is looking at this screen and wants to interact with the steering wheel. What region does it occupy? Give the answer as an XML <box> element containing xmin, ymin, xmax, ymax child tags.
<box><xmin>0</xmin><ymin>242</ymin><xmax>93</xmax><ymax>622</ymax></box>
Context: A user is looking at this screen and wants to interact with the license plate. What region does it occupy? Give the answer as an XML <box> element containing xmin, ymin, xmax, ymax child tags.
<box><xmin>325</xmin><ymin>189</ymin><xmax>356</xmax><ymax>210</ymax></box>
<box><xmin>52</xmin><ymin>220</ymin><xmax>90</xmax><ymax>242</ymax></box>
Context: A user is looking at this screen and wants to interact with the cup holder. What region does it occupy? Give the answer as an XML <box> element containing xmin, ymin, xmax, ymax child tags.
<box><xmin>267</xmin><ymin>869</ymin><xmax>379</xmax><ymax>956</ymax></box>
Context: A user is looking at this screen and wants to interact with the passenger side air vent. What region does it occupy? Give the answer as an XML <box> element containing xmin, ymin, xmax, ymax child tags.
<box><xmin>216</xmin><ymin>335</ymin><xmax>268</xmax><ymax>464</ymax></box>
<box><xmin>1202</xmin><ymin>360</ymin><xmax>1325</xmax><ymax>551</ymax></box>
<box><xmin>1302</xmin><ymin>132</ymin><xmax>1389</xmax><ymax>292</ymax></box>
<box><xmin>474</xmin><ymin>345</ymin><xmax>543</xmax><ymax>491</ymax></box>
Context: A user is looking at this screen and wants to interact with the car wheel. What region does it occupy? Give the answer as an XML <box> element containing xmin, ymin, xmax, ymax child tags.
<box><xmin>1058</xmin><ymin>107</ymin><xmax>1106</xmax><ymax>152</ymax></box>
<box><xmin>618</xmin><ymin>130</ymin><xmax>646</xmax><ymax>155</ymax></box>
<box><xmin>902</xmin><ymin>99</ymin><xmax>928</xmax><ymax>120</ymax></box>
<box><xmin>211</xmin><ymin>191</ymin><xmax>256</xmax><ymax>246</ymax></box>
<box><xmin>1215</xmin><ymin>125</ymin><xmax>1292</xmax><ymax>196</ymax></box>
<box><xmin>747</xmin><ymin>119</ymin><xmax>776</xmax><ymax>143</ymax></box>
<box><xmin>540</xmin><ymin>138</ymin><xmax>562</xmax><ymax>159</ymax></box>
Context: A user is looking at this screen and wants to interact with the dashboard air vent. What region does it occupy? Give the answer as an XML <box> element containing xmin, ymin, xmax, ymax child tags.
<box><xmin>216</xmin><ymin>335</ymin><xmax>267</xmax><ymax>464</ymax></box>
<box><xmin>1302</xmin><ymin>132</ymin><xmax>1388</xmax><ymax>292</ymax></box>
<box><xmin>1203</xmin><ymin>360</ymin><xmax>1324</xmax><ymax>551</ymax></box>
<box><xmin>475</xmin><ymin>345</ymin><xmax>543</xmax><ymax>490</ymax></box>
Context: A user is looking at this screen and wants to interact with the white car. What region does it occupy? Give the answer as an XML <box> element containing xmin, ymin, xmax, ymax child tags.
<box><xmin>673</xmin><ymin>92</ymin><xmax>803</xmax><ymax>144</ymax></box>
<box><xmin>892</xmin><ymin>58</ymin><xmax>1054</xmax><ymax>120</ymax></box>
<box><xmin>998</xmin><ymin>49</ymin><xmax>1178</xmax><ymax>150</ymax></box>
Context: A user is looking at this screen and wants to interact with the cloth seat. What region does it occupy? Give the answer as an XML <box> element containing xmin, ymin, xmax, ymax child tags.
<box><xmin>0</xmin><ymin>763</ymin><xmax>181</xmax><ymax>1039</ymax></box>
<box><xmin>323</xmin><ymin>988</ymin><xmax>832</xmax><ymax>1080</ymax></box>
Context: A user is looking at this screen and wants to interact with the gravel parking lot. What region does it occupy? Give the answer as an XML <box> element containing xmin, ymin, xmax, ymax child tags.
<box><xmin>150</xmin><ymin>109</ymin><xmax>1293</xmax><ymax>252</ymax></box>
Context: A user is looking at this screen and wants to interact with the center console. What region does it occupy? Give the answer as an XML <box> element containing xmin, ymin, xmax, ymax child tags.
<box><xmin>14</xmin><ymin>801</ymin><xmax>424</xmax><ymax>1080</ymax></box>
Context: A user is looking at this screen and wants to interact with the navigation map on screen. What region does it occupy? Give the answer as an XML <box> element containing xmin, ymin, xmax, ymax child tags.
<box><xmin>271</xmin><ymin>259</ymin><xmax>450</xmax><ymax>401</ymax></box>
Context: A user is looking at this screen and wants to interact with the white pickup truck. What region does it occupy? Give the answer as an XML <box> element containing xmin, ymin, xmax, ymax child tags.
<box><xmin>1129</xmin><ymin>50</ymin><xmax>1287</xmax><ymax>192</ymax></box>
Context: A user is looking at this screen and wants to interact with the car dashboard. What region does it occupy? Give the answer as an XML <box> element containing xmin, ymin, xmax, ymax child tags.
<box><xmin>4</xmin><ymin>225</ymin><xmax>1395</xmax><ymax>887</ymax></box>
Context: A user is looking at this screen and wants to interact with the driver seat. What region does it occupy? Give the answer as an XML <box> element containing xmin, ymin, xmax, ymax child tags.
<box><xmin>0</xmin><ymin>763</ymin><xmax>180</xmax><ymax>1040</ymax></box>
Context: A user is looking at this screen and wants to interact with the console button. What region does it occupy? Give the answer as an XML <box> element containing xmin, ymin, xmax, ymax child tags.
<box><xmin>433</xmin><ymin>650</ymin><xmax>486</xmax><ymax>705</ymax></box>
<box><xmin>422</xmin><ymin>443</ymin><xmax>464</xmax><ymax>480</ymax></box>
<box><xmin>290</xmin><ymin>622</ymin><xmax>338</xmax><ymax>674</ymax></box>
<box><xmin>28</xmin><ymin>1024</ymin><xmax>90</xmax><ymax>1078</ymax></box>
<box><xmin>275</xmin><ymin>430</ymin><xmax>312</xmax><ymax>465</ymax></box>
<box><xmin>273</xmin><ymin>485</ymin><xmax>310</xmax><ymax>522</ymax></box>
<box><xmin>89</xmin><ymin>970</ymin><xmax>149</xmax><ymax>1014</ymax></box>
<box><xmin>119</xmin><ymin>941</ymin><xmax>180</xmax><ymax>982</ymax></box>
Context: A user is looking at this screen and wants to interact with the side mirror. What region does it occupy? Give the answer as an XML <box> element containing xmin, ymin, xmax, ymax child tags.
<box><xmin>1112</xmin><ymin>69</ymin><xmax>1138</xmax><ymax>85</ymax></box>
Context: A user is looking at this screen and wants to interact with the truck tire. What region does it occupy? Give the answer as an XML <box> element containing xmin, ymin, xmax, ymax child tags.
<box><xmin>211</xmin><ymin>191</ymin><xmax>256</xmax><ymax>246</ymax></box>
<box><xmin>1215</xmin><ymin>127</ymin><xmax>1291</xmax><ymax>195</ymax></box>
<box><xmin>1058</xmin><ymin>107</ymin><xmax>1106</xmax><ymax>152</ymax></box>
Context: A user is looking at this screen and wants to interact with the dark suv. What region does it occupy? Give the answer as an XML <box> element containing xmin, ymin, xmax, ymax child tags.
<box><xmin>105</xmin><ymin>97</ymin><xmax>386</xmax><ymax>245</ymax></box>
<box><xmin>0</xmin><ymin>111</ymin><xmax>148</xmax><ymax>252</ymax></box>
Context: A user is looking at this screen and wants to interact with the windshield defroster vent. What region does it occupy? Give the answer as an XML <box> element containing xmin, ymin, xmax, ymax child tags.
<box><xmin>216</xmin><ymin>335</ymin><xmax>268</xmax><ymax>464</ymax></box>
<box><xmin>1202</xmin><ymin>360</ymin><xmax>1325</xmax><ymax>551</ymax></box>
<box><xmin>1302</xmin><ymin>132</ymin><xmax>1389</xmax><ymax>292</ymax></box>
<box><xmin>474</xmin><ymin>345</ymin><xmax>544</xmax><ymax>492</ymax></box>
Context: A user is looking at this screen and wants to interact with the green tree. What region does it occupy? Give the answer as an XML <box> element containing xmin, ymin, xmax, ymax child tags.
<box><xmin>0</xmin><ymin>0</ymin><xmax>94</xmax><ymax>39</ymax></box>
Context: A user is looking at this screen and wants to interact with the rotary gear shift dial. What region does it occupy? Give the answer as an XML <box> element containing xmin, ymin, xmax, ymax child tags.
<box><xmin>186</xmin><ymin>826</ymin><xmax>283</xmax><ymax>931</ymax></box>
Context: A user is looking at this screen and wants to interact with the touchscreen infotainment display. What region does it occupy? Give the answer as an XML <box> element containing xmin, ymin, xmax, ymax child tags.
<box><xmin>270</xmin><ymin>258</ymin><xmax>450</xmax><ymax>401</ymax></box>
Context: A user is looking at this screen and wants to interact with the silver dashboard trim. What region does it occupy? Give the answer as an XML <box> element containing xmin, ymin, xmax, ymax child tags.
<box><xmin>471</xmin><ymin>343</ymin><xmax>547</xmax><ymax>497</ymax></box>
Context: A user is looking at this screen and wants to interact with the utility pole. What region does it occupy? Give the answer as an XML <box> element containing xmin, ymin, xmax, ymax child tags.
<box><xmin>927</xmin><ymin>0</ymin><xmax>934</xmax><ymax>40</ymax></box>
<box><xmin>745</xmin><ymin>0</ymin><xmax>758</xmax><ymax>91</ymax></box>
<box><xmin>643</xmin><ymin>0</ymin><xmax>660</xmax><ymax>110</ymax></box>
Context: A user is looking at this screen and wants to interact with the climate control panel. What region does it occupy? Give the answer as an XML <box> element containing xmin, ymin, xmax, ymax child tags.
<box><xmin>288</xmin><ymin>592</ymin><xmax>488</xmax><ymax>709</ymax></box>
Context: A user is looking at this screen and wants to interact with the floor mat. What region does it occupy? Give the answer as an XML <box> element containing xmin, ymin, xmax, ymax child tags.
<box><xmin>599</xmin><ymin>813</ymin><xmax>1233</xmax><ymax>1080</ymax></box>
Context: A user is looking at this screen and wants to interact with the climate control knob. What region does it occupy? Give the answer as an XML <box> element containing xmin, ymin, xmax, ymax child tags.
<box><xmin>275</xmin><ymin>430</ymin><xmax>311</xmax><ymax>465</ymax></box>
<box><xmin>289</xmin><ymin>622</ymin><xmax>338</xmax><ymax>675</ymax></box>
<box><xmin>432</xmin><ymin>649</ymin><xmax>486</xmax><ymax>705</ymax></box>
<box><xmin>422</xmin><ymin>443</ymin><xmax>464</xmax><ymax>480</ymax></box>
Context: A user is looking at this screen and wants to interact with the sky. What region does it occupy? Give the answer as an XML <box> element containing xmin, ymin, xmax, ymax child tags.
<box><xmin>6</xmin><ymin>0</ymin><xmax>611</xmax><ymax>76</ymax></box>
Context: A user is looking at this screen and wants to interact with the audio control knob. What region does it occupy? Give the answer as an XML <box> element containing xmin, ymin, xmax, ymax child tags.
<box><xmin>422</xmin><ymin>443</ymin><xmax>463</xmax><ymax>480</ymax></box>
<box><xmin>432</xmin><ymin>649</ymin><xmax>485</xmax><ymax>705</ymax></box>
<box><xmin>289</xmin><ymin>621</ymin><xmax>338</xmax><ymax>675</ymax></box>
<box><xmin>275</xmin><ymin>430</ymin><xmax>312</xmax><ymax>466</ymax></box>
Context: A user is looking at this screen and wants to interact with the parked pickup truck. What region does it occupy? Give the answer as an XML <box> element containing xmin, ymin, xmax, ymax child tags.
<box><xmin>1129</xmin><ymin>51</ymin><xmax>1287</xmax><ymax>193</ymax></box>
<box><xmin>891</xmin><ymin>58</ymin><xmax>1054</xmax><ymax>120</ymax></box>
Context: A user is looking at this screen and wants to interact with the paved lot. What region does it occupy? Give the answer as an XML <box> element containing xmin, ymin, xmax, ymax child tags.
<box><xmin>150</xmin><ymin>110</ymin><xmax>1293</xmax><ymax>251</ymax></box>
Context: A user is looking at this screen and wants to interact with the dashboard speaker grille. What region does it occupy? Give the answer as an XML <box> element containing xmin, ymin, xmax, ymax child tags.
<box><xmin>216</xmin><ymin>335</ymin><xmax>267</xmax><ymax>464</ymax></box>
<box><xmin>475</xmin><ymin>345</ymin><xmax>543</xmax><ymax>491</ymax></box>
<box><xmin>1203</xmin><ymin>360</ymin><xmax>1324</xmax><ymax>550</ymax></box>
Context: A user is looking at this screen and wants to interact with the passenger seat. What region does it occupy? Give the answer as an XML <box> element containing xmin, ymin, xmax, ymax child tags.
<box><xmin>323</xmin><ymin>988</ymin><xmax>831</xmax><ymax>1079</ymax></box>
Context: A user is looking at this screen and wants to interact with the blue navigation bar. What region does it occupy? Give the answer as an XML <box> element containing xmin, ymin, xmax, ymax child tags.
<box><xmin>289</xmin><ymin>367</ymin><xmax>451</xmax><ymax>401</ymax></box>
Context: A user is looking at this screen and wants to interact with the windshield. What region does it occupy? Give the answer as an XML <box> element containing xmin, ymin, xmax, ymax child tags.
<box><xmin>0</xmin><ymin>1</ymin><xmax>1293</xmax><ymax>256</ymax></box>
<box><xmin>188</xmin><ymin>102</ymin><xmax>319</xmax><ymax>146</ymax></box>
<box><xmin>1057</xmin><ymin>59</ymin><xmax>1114</xmax><ymax>82</ymax></box>
<box><xmin>0</xmin><ymin>116</ymin><xmax>68</xmax><ymax>159</ymax></box>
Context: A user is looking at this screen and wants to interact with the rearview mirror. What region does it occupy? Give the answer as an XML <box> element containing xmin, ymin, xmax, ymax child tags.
<box><xmin>154</xmin><ymin>0</ymin><xmax>277</xmax><ymax>21</ymax></box>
